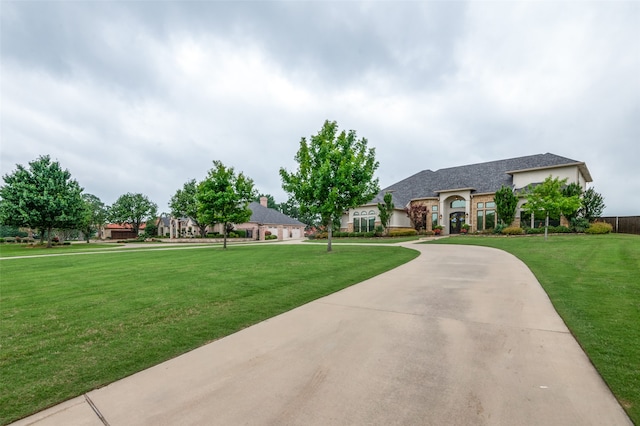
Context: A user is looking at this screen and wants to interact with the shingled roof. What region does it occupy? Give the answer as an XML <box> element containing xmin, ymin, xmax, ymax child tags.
<box><xmin>248</xmin><ymin>202</ymin><xmax>305</xmax><ymax>226</ymax></box>
<box><xmin>369</xmin><ymin>153</ymin><xmax>589</xmax><ymax>208</ymax></box>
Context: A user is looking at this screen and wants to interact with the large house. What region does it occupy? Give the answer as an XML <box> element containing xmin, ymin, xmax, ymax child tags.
<box><xmin>341</xmin><ymin>153</ymin><xmax>592</xmax><ymax>235</ymax></box>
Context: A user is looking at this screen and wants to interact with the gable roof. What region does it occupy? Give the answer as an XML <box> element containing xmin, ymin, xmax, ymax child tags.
<box><xmin>370</xmin><ymin>153</ymin><xmax>590</xmax><ymax>207</ymax></box>
<box><xmin>248</xmin><ymin>202</ymin><xmax>305</xmax><ymax>226</ymax></box>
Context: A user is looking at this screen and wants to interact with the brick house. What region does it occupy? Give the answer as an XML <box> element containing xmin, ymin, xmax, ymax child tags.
<box><xmin>341</xmin><ymin>153</ymin><xmax>592</xmax><ymax>235</ymax></box>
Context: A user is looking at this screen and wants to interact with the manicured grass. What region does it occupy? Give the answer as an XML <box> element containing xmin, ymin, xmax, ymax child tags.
<box><xmin>306</xmin><ymin>235</ymin><xmax>423</xmax><ymax>244</ymax></box>
<box><xmin>0</xmin><ymin>244</ymin><xmax>418</xmax><ymax>425</ymax></box>
<box><xmin>427</xmin><ymin>234</ymin><xmax>640</xmax><ymax>423</ymax></box>
<box><xmin>0</xmin><ymin>243</ymin><xmax>124</xmax><ymax>257</ymax></box>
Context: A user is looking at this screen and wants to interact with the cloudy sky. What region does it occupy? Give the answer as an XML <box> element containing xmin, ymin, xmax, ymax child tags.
<box><xmin>1</xmin><ymin>1</ymin><xmax>638</xmax><ymax>216</ymax></box>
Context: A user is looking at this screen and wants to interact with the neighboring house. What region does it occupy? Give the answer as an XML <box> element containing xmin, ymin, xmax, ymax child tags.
<box><xmin>102</xmin><ymin>223</ymin><xmax>146</xmax><ymax>240</ymax></box>
<box><xmin>156</xmin><ymin>215</ymin><xmax>171</xmax><ymax>237</ymax></box>
<box><xmin>168</xmin><ymin>197</ymin><xmax>305</xmax><ymax>240</ymax></box>
<box><xmin>341</xmin><ymin>153</ymin><xmax>593</xmax><ymax>235</ymax></box>
<box><xmin>168</xmin><ymin>216</ymin><xmax>203</xmax><ymax>238</ymax></box>
<box><xmin>236</xmin><ymin>198</ymin><xmax>306</xmax><ymax>240</ymax></box>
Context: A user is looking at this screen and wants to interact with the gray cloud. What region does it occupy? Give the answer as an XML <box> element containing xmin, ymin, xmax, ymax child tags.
<box><xmin>1</xmin><ymin>1</ymin><xmax>638</xmax><ymax>215</ymax></box>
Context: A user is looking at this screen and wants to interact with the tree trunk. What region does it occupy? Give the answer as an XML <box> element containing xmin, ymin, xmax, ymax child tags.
<box><xmin>223</xmin><ymin>222</ymin><xmax>228</xmax><ymax>249</ymax></box>
<box><xmin>46</xmin><ymin>226</ymin><xmax>53</xmax><ymax>248</ymax></box>
<box><xmin>545</xmin><ymin>212</ymin><xmax>549</xmax><ymax>241</ymax></box>
<box><xmin>327</xmin><ymin>219</ymin><xmax>333</xmax><ymax>252</ymax></box>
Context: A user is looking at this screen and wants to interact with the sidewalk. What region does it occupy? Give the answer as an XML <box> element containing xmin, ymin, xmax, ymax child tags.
<box><xmin>11</xmin><ymin>243</ymin><xmax>632</xmax><ymax>425</ymax></box>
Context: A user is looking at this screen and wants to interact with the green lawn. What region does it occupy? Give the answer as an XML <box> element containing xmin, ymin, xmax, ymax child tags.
<box><xmin>305</xmin><ymin>235</ymin><xmax>423</xmax><ymax>244</ymax></box>
<box><xmin>427</xmin><ymin>234</ymin><xmax>640</xmax><ymax>423</ymax></box>
<box><xmin>0</xmin><ymin>242</ymin><xmax>125</xmax><ymax>257</ymax></box>
<box><xmin>0</xmin><ymin>244</ymin><xmax>418</xmax><ymax>425</ymax></box>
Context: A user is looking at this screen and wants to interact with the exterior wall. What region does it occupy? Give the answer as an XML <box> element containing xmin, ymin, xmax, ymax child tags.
<box><xmin>341</xmin><ymin>205</ymin><xmax>411</xmax><ymax>232</ymax></box>
<box><xmin>469</xmin><ymin>193</ymin><xmax>497</xmax><ymax>232</ymax></box>
<box><xmin>511</xmin><ymin>165</ymin><xmax>584</xmax><ymax>190</ymax></box>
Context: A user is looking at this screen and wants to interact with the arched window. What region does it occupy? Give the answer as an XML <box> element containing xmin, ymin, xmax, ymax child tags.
<box><xmin>369</xmin><ymin>210</ymin><xmax>376</xmax><ymax>215</ymax></box>
<box><xmin>450</xmin><ymin>200</ymin><xmax>465</xmax><ymax>208</ymax></box>
<box><xmin>353</xmin><ymin>212</ymin><xmax>360</xmax><ymax>216</ymax></box>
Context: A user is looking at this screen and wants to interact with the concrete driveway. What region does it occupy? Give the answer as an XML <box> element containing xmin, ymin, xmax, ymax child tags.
<box><xmin>12</xmin><ymin>243</ymin><xmax>631</xmax><ymax>425</ymax></box>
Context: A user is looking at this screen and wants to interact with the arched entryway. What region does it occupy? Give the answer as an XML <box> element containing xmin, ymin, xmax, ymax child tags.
<box><xmin>449</xmin><ymin>211</ymin><xmax>466</xmax><ymax>234</ymax></box>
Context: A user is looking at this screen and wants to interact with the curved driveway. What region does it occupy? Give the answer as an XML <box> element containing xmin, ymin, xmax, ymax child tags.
<box><xmin>12</xmin><ymin>243</ymin><xmax>631</xmax><ymax>425</ymax></box>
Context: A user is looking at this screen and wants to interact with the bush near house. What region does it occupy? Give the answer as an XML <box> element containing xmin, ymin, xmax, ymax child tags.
<box><xmin>389</xmin><ymin>229</ymin><xmax>418</xmax><ymax>237</ymax></box>
<box><xmin>585</xmin><ymin>222</ymin><xmax>613</xmax><ymax>234</ymax></box>
<box><xmin>501</xmin><ymin>226</ymin><xmax>525</xmax><ymax>235</ymax></box>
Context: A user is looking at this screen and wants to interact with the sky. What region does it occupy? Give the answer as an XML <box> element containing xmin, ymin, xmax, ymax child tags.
<box><xmin>1</xmin><ymin>1</ymin><xmax>639</xmax><ymax>216</ymax></box>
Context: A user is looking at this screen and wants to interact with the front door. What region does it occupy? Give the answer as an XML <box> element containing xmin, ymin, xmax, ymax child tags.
<box><xmin>449</xmin><ymin>212</ymin><xmax>466</xmax><ymax>234</ymax></box>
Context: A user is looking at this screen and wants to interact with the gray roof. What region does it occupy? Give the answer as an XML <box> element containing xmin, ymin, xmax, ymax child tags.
<box><xmin>248</xmin><ymin>202</ymin><xmax>305</xmax><ymax>226</ymax></box>
<box><xmin>370</xmin><ymin>153</ymin><xmax>588</xmax><ymax>207</ymax></box>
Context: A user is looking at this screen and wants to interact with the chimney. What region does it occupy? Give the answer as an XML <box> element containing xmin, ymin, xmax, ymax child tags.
<box><xmin>260</xmin><ymin>196</ymin><xmax>268</xmax><ymax>208</ymax></box>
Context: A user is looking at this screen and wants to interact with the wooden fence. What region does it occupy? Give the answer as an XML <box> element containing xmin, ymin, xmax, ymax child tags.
<box><xmin>599</xmin><ymin>216</ymin><xmax>640</xmax><ymax>235</ymax></box>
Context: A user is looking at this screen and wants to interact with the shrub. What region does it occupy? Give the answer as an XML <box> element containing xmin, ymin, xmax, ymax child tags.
<box><xmin>364</xmin><ymin>232</ymin><xmax>376</xmax><ymax>238</ymax></box>
<box><xmin>501</xmin><ymin>226</ymin><xmax>525</xmax><ymax>235</ymax></box>
<box><xmin>235</xmin><ymin>229</ymin><xmax>247</xmax><ymax>238</ymax></box>
<box><xmin>571</xmin><ymin>217</ymin><xmax>590</xmax><ymax>233</ymax></box>
<box><xmin>548</xmin><ymin>226</ymin><xmax>571</xmax><ymax>234</ymax></box>
<box><xmin>0</xmin><ymin>238</ymin><xmax>5</xmax><ymax>243</ymax></box>
<box><xmin>493</xmin><ymin>223</ymin><xmax>506</xmax><ymax>234</ymax></box>
<box><xmin>525</xmin><ymin>227</ymin><xmax>545</xmax><ymax>234</ymax></box>
<box><xmin>585</xmin><ymin>221</ymin><xmax>613</xmax><ymax>234</ymax></box>
<box><xmin>389</xmin><ymin>229</ymin><xmax>418</xmax><ymax>237</ymax></box>
<box><xmin>63</xmin><ymin>241</ymin><xmax>71</xmax><ymax>245</ymax></box>
<box><xmin>265</xmin><ymin>235</ymin><xmax>278</xmax><ymax>240</ymax></box>
<box><xmin>265</xmin><ymin>230</ymin><xmax>272</xmax><ymax>236</ymax></box>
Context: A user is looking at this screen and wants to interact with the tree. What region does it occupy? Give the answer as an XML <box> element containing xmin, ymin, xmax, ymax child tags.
<box><xmin>377</xmin><ymin>192</ymin><xmax>394</xmax><ymax>235</ymax></box>
<box><xmin>79</xmin><ymin>193</ymin><xmax>108</xmax><ymax>243</ymax></box>
<box><xmin>197</xmin><ymin>160</ymin><xmax>256</xmax><ymax>249</ymax></box>
<box><xmin>580</xmin><ymin>187</ymin><xmax>606</xmax><ymax>222</ymax></box>
<box><xmin>169</xmin><ymin>179</ymin><xmax>208</xmax><ymax>237</ymax></box>
<box><xmin>279</xmin><ymin>197</ymin><xmax>319</xmax><ymax>229</ymax></box>
<box><xmin>254</xmin><ymin>194</ymin><xmax>278</xmax><ymax>209</ymax></box>
<box><xmin>562</xmin><ymin>182</ymin><xmax>583</xmax><ymax>221</ymax></box>
<box><xmin>280</xmin><ymin>120</ymin><xmax>379</xmax><ymax>252</ymax></box>
<box><xmin>109</xmin><ymin>193</ymin><xmax>158</xmax><ymax>236</ymax></box>
<box><xmin>0</xmin><ymin>155</ymin><xmax>84</xmax><ymax>247</ymax></box>
<box><xmin>494</xmin><ymin>185</ymin><xmax>518</xmax><ymax>226</ymax></box>
<box><xmin>523</xmin><ymin>176</ymin><xmax>581</xmax><ymax>240</ymax></box>
<box><xmin>406</xmin><ymin>204</ymin><xmax>427</xmax><ymax>232</ymax></box>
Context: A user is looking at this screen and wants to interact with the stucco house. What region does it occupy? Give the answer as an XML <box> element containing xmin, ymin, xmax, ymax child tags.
<box><xmin>168</xmin><ymin>197</ymin><xmax>305</xmax><ymax>241</ymax></box>
<box><xmin>235</xmin><ymin>198</ymin><xmax>306</xmax><ymax>240</ymax></box>
<box><xmin>341</xmin><ymin>153</ymin><xmax>592</xmax><ymax>235</ymax></box>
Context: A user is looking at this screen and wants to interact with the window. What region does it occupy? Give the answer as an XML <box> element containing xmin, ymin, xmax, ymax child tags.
<box><xmin>432</xmin><ymin>213</ymin><xmax>438</xmax><ymax>229</ymax></box>
<box><xmin>432</xmin><ymin>206</ymin><xmax>438</xmax><ymax>211</ymax></box>
<box><xmin>354</xmin><ymin>211</ymin><xmax>376</xmax><ymax>232</ymax></box>
<box><xmin>486</xmin><ymin>210</ymin><xmax>496</xmax><ymax>229</ymax></box>
<box><xmin>476</xmin><ymin>201</ymin><xmax>496</xmax><ymax>230</ymax></box>
<box><xmin>450</xmin><ymin>200</ymin><xmax>465</xmax><ymax>208</ymax></box>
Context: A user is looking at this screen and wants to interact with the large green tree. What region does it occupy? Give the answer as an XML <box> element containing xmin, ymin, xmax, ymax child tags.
<box><xmin>494</xmin><ymin>185</ymin><xmax>518</xmax><ymax>226</ymax></box>
<box><xmin>169</xmin><ymin>179</ymin><xmax>207</xmax><ymax>237</ymax></box>
<box><xmin>109</xmin><ymin>193</ymin><xmax>158</xmax><ymax>236</ymax></box>
<box><xmin>280</xmin><ymin>120</ymin><xmax>379</xmax><ymax>251</ymax></box>
<box><xmin>377</xmin><ymin>192</ymin><xmax>394</xmax><ymax>235</ymax></box>
<box><xmin>523</xmin><ymin>176</ymin><xmax>581</xmax><ymax>240</ymax></box>
<box><xmin>580</xmin><ymin>187</ymin><xmax>606</xmax><ymax>222</ymax></box>
<box><xmin>197</xmin><ymin>161</ymin><xmax>256</xmax><ymax>249</ymax></box>
<box><xmin>79</xmin><ymin>193</ymin><xmax>108</xmax><ymax>243</ymax></box>
<box><xmin>0</xmin><ymin>155</ymin><xmax>84</xmax><ymax>247</ymax></box>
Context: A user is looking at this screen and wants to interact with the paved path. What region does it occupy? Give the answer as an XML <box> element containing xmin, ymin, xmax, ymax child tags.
<box><xmin>11</xmin><ymin>243</ymin><xmax>631</xmax><ymax>425</ymax></box>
